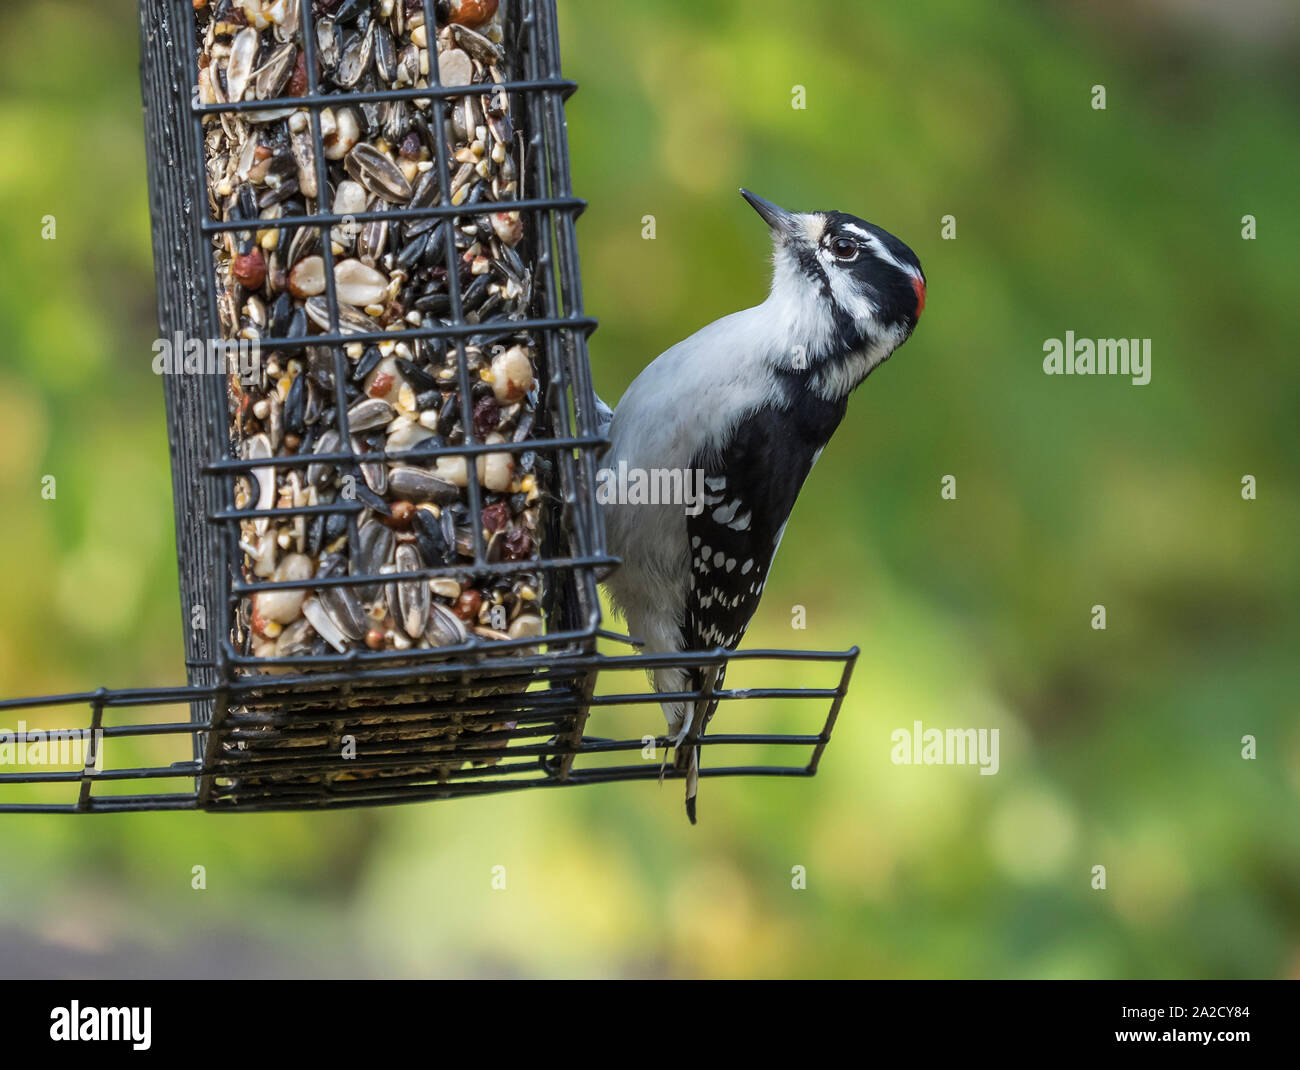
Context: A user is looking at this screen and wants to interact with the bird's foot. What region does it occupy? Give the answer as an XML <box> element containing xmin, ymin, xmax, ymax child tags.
<box><xmin>659</xmin><ymin>724</ymin><xmax>690</xmax><ymax>784</ymax></box>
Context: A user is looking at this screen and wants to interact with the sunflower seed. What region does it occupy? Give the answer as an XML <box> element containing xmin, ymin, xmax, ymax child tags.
<box><xmin>302</xmin><ymin>596</ymin><xmax>348</xmax><ymax>653</ymax></box>
<box><xmin>226</xmin><ymin>27</ymin><xmax>259</xmax><ymax>103</ymax></box>
<box><xmin>389</xmin><ymin>466</ymin><xmax>460</xmax><ymax>504</ymax></box>
<box><xmin>253</xmin><ymin>43</ymin><xmax>296</xmax><ymax>100</ymax></box>
<box><xmin>450</xmin><ymin>24</ymin><xmax>504</xmax><ymax>65</ymax></box>
<box><xmin>345</xmin><ymin>143</ymin><xmax>412</xmax><ymax>203</ymax></box>
<box><xmin>427</xmin><ymin>602</ymin><xmax>469</xmax><ymax>647</ymax></box>
<box><xmin>395</xmin><ymin>544</ymin><xmax>430</xmax><ymax>637</ymax></box>
<box><xmin>335</xmin><ymin>23</ymin><xmax>374</xmax><ymax>88</ymax></box>
<box><xmin>307</xmin><ymin>428</ymin><xmax>340</xmax><ymax>486</ymax></box>
<box><xmin>356</xmin><ymin>520</ymin><xmax>393</xmax><ymax>598</ymax></box>
<box><xmin>319</xmin><ymin>582</ymin><xmax>367</xmax><ymax>641</ymax></box>
<box><xmin>347</xmin><ymin>397</ymin><xmax>394</xmax><ymax>431</ymax></box>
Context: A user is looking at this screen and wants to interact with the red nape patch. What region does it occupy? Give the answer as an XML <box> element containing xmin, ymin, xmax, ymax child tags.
<box><xmin>911</xmin><ymin>276</ymin><xmax>927</xmax><ymax>318</ymax></box>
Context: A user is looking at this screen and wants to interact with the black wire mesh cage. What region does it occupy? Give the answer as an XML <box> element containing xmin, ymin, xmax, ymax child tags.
<box><xmin>0</xmin><ymin>0</ymin><xmax>858</xmax><ymax>814</ymax></box>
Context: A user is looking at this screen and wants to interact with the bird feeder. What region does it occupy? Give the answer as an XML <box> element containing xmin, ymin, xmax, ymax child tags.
<box><xmin>0</xmin><ymin>0</ymin><xmax>858</xmax><ymax>814</ymax></box>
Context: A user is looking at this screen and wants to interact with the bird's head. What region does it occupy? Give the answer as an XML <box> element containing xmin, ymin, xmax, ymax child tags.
<box><xmin>741</xmin><ymin>189</ymin><xmax>925</xmax><ymax>398</ymax></box>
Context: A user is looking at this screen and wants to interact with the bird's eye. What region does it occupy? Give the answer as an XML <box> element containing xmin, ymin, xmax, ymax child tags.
<box><xmin>829</xmin><ymin>236</ymin><xmax>858</xmax><ymax>260</ymax></box>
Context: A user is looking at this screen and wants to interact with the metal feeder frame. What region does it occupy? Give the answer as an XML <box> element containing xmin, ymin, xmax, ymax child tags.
<box><xmin>0</xmin><ymin>0</ymin><xmax>859</xmax><ymax>814</ymax></box>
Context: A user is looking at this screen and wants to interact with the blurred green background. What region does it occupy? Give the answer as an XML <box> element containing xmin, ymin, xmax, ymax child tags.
<box><xmin>0</xmin><ymin>0</ymin><xmax>1297</xmax><ymax>978</ymax></box>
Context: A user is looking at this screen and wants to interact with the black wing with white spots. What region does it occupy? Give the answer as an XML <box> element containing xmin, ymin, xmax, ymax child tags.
<box><xmin>683</xmin><ymin>394</ymin><xmax>846</xmax><ymax>653</ymax></box>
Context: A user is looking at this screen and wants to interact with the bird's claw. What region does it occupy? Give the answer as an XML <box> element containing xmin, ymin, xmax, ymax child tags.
<box><xmin>658</xmin><ymin>724</ymin><xmax>690</xmax><ymax>784</ymax></box>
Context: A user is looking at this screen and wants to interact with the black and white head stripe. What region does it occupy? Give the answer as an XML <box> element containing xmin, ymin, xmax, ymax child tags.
<box><xmin>836</xmin><ymin>218</ymin><xmax>925</xmax><ymax>281</ymax></box>
<box><xmin>756</xmin><ymin>194</ymin><xmax>926</xmax><ymax>332</ymax></box>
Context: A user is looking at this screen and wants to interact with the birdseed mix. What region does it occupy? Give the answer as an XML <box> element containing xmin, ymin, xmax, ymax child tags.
<box><xmin>193</xmin><ymin>0</ymin><xmax>548</xmax><ymax>668</ymax></box>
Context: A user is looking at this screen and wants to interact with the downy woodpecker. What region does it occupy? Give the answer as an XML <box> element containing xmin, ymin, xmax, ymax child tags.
<box><xmin>602</xmin><ymin>190</ymin><xmax>925</xmax><ymax>822</ymax></box>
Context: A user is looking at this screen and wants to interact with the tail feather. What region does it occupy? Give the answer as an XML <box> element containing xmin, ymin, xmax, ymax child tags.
<box><xmin>684</xmin><ymin>746</ymin><xmax>699</xmax><ymax>824</ymax></box>
<box><xmin>674</xmin><ymin>665</ymin><xmax>723</xmax><ymax>825</ymax></box>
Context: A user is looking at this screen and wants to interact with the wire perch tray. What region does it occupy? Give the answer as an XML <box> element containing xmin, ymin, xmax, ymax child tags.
<box><xmin>0</xmin><ymin>644</ymin><xmax>857</xmax><ymax>813</ymax></box>
<box><xmin>0</xmin><ymin>0</ymin><xmax>860</xmax><ymax>814</ymax></box>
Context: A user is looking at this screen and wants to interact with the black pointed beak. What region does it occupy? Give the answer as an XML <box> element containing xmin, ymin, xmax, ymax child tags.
<box><xmin>740</xmin><ymin>189</ymin><xmax>797</xmax><ymax>235</ymax></box>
